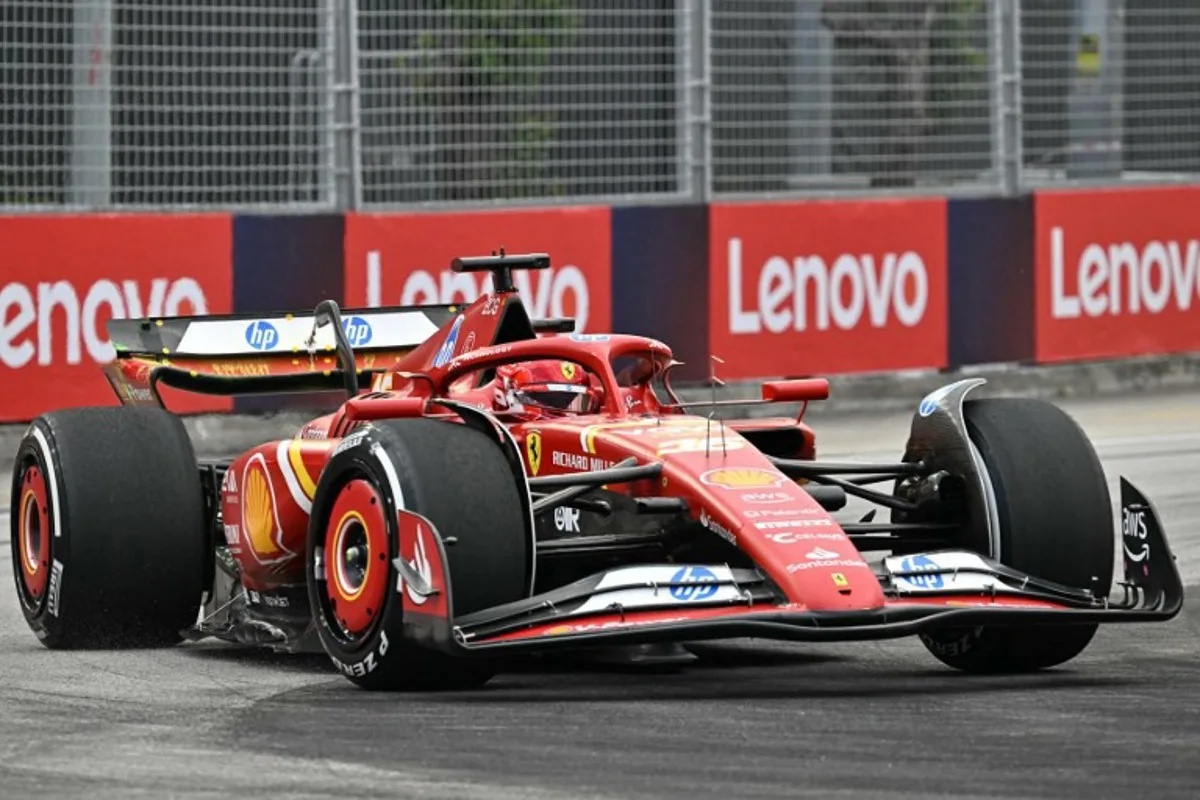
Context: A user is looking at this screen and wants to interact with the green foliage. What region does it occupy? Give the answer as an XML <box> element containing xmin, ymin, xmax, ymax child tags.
<box><xmin>929</xmin><ymin>0</ymin><xmax>989</xmax><ymax>122</ymax></box>
<box><xmin>0</xmin><ymin>188</ymin><xmax>58</xmax><ymax>206</ymax></box>
<box><xmin>926</xmin><ymin>0</ymin><xmax>992</xmax><ymax>172</ymax></box>
<box><xmin>404</xmin><ymin>0</ymin><xmax>581</xmax><ymax>200</ymax></box>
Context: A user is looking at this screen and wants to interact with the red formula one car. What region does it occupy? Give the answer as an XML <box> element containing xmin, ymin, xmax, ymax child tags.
<box><xmin>9</xmin><ymin>254</ymin><xmax>1183</xmax><ymax>690</ymax></box>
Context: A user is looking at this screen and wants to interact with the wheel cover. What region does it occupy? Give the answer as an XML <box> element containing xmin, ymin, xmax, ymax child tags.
<box><xmin>14</xmin><ymin>466</ymin><xmax>51</xmax><ymax>606</ymax></box>
<box><xmin>322</xmin><ymin>478</ymin><xmax>389</xmax><ymax>638</ymax></box>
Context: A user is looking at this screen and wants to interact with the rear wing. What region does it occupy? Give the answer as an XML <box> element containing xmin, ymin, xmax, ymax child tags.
<box><xmin>103</xmin><ymin>304</ymin><xmax>459</xmax><ymax>404</ymax></box>
<box><xmin>101</xmin><ymin>252</ymin><xmax>576</xmax><ymax>407</ymax></box>
<box><xmin>108</xmin><ymin>305</ymin><xmax>458</xmax><ymax>358</ymax></box>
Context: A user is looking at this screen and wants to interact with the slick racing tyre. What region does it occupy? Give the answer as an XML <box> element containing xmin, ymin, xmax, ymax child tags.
<box><xmin>920</xmin><ymin>398</ymin><xmax>1114</xmax><ymax>673</ymax></box>
<box><xmin>306</xmin><ymin>419</ymin><xmax>530</xmax><ymax>690</ymax></box>
<box><xmin>10</xmin><ymin>408</ymin><xmax>208</xmax><ymax>648</ymax></box>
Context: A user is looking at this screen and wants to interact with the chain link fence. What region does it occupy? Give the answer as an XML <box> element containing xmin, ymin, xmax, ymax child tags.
<box><xmin>1020</xmin><ymin>0</ymin><xmax>1200</xmax><ymax>189</ymax></box>
<box><xmin>711</xmin><ymin>1</ymin><xmax>996</xmax><ymax>198</ymax></box>
<box><xmin>356</xmin><ymin>0</ymin><xmax>685</xmax><ymax>208</ymax></box>
<box><xmin>2</xmin><ymin>0</ymin><xmax>1199</xmax><ymax>212</ymax></box>
<box><xmin>2</xmin><ymin>0</ymin><xmax>334</xmax><ymax>210</ymax></box>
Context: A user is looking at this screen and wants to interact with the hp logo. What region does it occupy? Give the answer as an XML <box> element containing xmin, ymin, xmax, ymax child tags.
<box><xmin>342</xmin><ymin>316</ymin><xmax>373</xmax><ymax>347</ymax></box>
<box><xmin>899</xmin><ymin>555</ymin><xmax>944</xmax><ymax>589</ymax></box>
<box><xmin>244</xmin><ymin>321</ymin><xmax>279</xmax><ymax>351</ymax></box>
<box><xmin>669</xmin><ymin>566</ymin><xmax>719</xmax><ymax>601</ymax></box>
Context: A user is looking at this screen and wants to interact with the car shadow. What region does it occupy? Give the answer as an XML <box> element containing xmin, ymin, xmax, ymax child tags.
<box><xmin>181</xmin><ymin>642</ymin><xmax>335</xmax><ymax>674</ymax></box>
<box><xmin>224</xmin><ymin>636</ymin><xmax>1137</xmax><ymax>706</ymax></box>
<box><xmin>453</xmin><ymin>668</ymin><xmax>1135</xmax><ymax>704</ymax></box>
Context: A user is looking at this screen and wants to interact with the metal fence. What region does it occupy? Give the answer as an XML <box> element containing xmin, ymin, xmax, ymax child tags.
<box><xmin>1</xmin><ymin>1</ymin><xmax>336</xmax><ymax>210</ymax></box>
<box><xmin>356</xmin><ymin>1</ymin><xmax>684</xmax><ymax>207</ymax></box>
<box><xmin>3</xmin><ymin>0</ymin><xmax>1200</xmax><ymax>212</ymax></box>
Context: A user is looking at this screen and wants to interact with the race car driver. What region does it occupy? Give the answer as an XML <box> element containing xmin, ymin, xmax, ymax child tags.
<box><xmin>488</xmin><ymin>359</ymin><xmax>603</xmax><ymax>418</ymax></box>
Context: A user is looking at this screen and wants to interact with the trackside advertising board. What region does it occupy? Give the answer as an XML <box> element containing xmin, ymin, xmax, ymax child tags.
<box><xmin>1034</xmin><ymin>187</ymin><xmax>1200</xmax><ymax>362</ymax></box>
<box><xmin>0</xmin><ymin>215</ymin><xmax>233</xmax><ymax>421</ymax></box>
<box><xmin>709</xmin><ymin>199</ymin><xmax>948</xmax><ymax>379</ymax></box>
<box><xmin>344</xmin><ymin>208</ymin><xmax>612</xmax><ymax>333</ymax></box>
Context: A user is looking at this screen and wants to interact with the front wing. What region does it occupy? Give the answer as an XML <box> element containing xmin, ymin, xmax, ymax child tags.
<box><xmin>395</xmin><ymin>477</ymin><xmax>1183</xmax><ymax>657</ymax></box>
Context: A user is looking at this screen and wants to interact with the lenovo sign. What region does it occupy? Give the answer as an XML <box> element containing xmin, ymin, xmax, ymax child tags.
<box><xmin>0</xmin><ymin>215</ymin><xmax>233</xmax><ymax>421</ymax></box>
<box><xmin>710</xmin><ymin>200</ymin><xmax>947</xmax><ymax>379</ymax></box>
<box><xmin>1</xmin><ymin>278</ymin><xmax>207</xmax><ymax>367</ymax></box>
<box><xmin>345</xmin><ymin>209</ymin><xmax>612</xmax><ymax>333</ymax></box>
<box><xmin>1035</xmin><ymin>187</ymin><xmax>1200</xmax><ymax>362</ymax></box>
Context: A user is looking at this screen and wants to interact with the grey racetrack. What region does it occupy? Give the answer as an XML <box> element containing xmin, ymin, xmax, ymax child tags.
<box><xmin>1</xmin><ymin>390</ymin><xmax>1198</xmax><ymax>800</ymax></box>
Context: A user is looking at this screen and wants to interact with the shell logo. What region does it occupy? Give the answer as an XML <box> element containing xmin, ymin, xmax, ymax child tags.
<box><xmin>700</xmin><ymin>467</ymin><xmax>785</xmax><ymax>490</ymax></box>
<box><xmin>241</xmin><ymin>455</ymin><xmax>294</xmax><ymax>563</ymax></box>
<box><xmin>543</xmin><ymin>625</ymin><xmax>575</xmax><ymax>636</ymax></box>
<box><xmin>244</xmin><ymin>463</ymin><xmax>279</xmax><ymax>556</ymax></box>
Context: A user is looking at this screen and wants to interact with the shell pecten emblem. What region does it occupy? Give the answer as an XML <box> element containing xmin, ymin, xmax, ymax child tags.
<box><xmin>241</xmin><ymin>455</ymin><xmax>294</xmax><ymax>564</ymax></box>
<box><xmin>700</xmin><ymin>467</ymin><xmax>786</xmax><ymax>490</ymax></box>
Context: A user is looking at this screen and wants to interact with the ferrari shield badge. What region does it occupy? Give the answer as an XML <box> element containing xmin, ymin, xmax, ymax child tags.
<box><xmin>526</xmin><ymin>431</ymin><xmax>543</xmax><ymax>476</ymax></box>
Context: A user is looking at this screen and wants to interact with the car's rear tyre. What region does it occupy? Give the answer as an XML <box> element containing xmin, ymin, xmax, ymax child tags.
<box><xmin>306</xmin><ymin>419</ymin><xmax>530</xmax><ymax>690</ymax></box>
<box><xmin>919</xmin><ymin>398</ymin><xmax>1114</xmax><ymax>673</ymax></box>
<box><xmin>10</xmin><ymin>408</ymin><xmax>208</xmax><ymax>648</ymax></box>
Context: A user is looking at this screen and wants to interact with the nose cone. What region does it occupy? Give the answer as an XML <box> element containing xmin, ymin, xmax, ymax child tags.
<box><xmin>568</xmin><ymin>415</ymin><xmax>889</xmax><ymax>611</ymax></box>
<box><xmin>678</xmin><ymin>461</ymin><xmax>885</xmax><ymax>611</ymax></box>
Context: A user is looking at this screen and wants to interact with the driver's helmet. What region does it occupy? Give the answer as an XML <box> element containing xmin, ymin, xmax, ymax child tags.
<box><xmin>495</xmin><ymin>359</ymin><xmax>602</xmax><ymax>416</ymax></box>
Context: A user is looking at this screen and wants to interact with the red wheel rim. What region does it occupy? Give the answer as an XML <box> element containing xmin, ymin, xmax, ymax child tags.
<box><xmin>16</xmin><ymin>466</ymin><xmax>51</xmax><ymax>602</ymax></box>
<box><xmin>323</xmin><ymin>478</ymin><xmax>389</xmax><ymax>637</ymax></box>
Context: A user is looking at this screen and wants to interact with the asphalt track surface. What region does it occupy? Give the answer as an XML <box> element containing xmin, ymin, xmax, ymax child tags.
<box><xmin>1</xmin><ymin>390</ymin><xmax>1198</xmax><ymax>799</ymax></box>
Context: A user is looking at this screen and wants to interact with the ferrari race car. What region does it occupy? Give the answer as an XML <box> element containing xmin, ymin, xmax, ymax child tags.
<box><xmin>9</xmin><ymin>253</ymin><xmax>1183</xmax><ymax>690</ymax></box>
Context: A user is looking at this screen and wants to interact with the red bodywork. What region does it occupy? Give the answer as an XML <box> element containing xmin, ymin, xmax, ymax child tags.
<box><xmin>210</xmin><ymin>289</ymin><xmax>856</xmax><ymax>612</ymax></box>
<box><xmin>94</xmin><ymin>263</ymin><xmax>1181</xmax><ymax>663</ymax></box>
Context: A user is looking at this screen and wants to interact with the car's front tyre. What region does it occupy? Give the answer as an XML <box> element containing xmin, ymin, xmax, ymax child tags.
<box><xmin>919</xmin><ymin>398</ymin><xmax>1114</xmax><ymax>673</ymax></box>
<box><xmin>305</xmin><ymin>419</ymin><xmax>530</xmax><ymax>690</ymax></box>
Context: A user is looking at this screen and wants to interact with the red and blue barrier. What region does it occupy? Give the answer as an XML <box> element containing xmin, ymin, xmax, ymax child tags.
<box><xmin>944</xmin><ymin>197</ymin><xmax>1035</xmax><ymax>369</ymax></box>
<box><xmin>2</xmin><ymin>186</ymin><xmax>1199</xmax><ymax>421</ymax></box>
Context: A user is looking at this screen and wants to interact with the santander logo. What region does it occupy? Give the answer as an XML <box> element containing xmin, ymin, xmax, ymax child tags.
<box><xmin>1049</xmin><ymin>226</ymin><xmax>1200</xmax><ymax>318</ymax></box>
<box><xmin>725</xmin><ymin>237</ymin><xmax>928</xmax><ymax>334</ymax></box>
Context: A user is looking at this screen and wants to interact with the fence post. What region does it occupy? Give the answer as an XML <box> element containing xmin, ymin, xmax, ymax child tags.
<box><xmin>314</xmin><ymin>0</ymin><xmax>336</xmax><ymax>207</ymax></box>
<box><xmin>682</xmin><ymin>0</ymin><xmax>711</xmax><ymax>203</ymax></box>
<box><xmin>1065</xmin><ymin>0</ymin><xmax>1122</xmax><ymax>180</ymax></box>
<box><xmin>69</xmin><ymin>0</ymin><xmax>113</xmax><ymax>207</ymax></box>
<box><xmin>993</xmin><ymin>0</ymin><xmax>1023</xmax><ymax>195</ymax></box>
<box><xmin>333</xmin><ymin>0</ymin><xmax>363</xmax><ymax>210</ymax></box>
<box><xmin>676</xmin><ymin>0</ymin><xmax>690</xmax><ymax>200</ymax></box>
